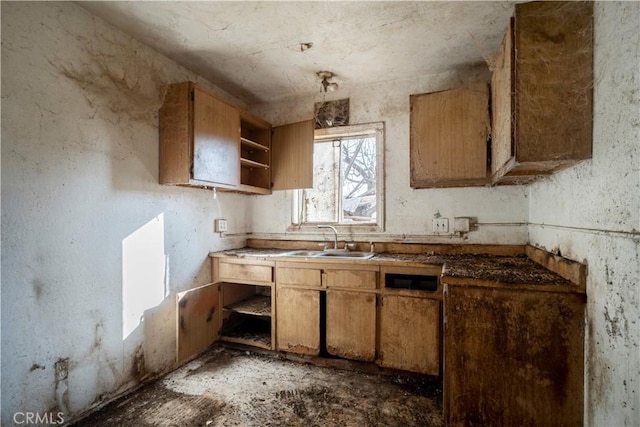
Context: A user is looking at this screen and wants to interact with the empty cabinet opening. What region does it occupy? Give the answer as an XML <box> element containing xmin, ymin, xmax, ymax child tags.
<box><xmin>385</xmin><ymin>274</ymin><xmax>439</xmax><ymax>291</ymax></box>
<box><xmin>221</xmin><ymin>283</ymin><xmax>272</xmax><ymax>349</ymax></box>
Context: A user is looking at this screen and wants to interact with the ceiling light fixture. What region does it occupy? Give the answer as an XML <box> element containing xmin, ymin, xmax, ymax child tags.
<box><xmin>317</xmin><ymin>71</ymin><xmax>339</xmax><ymax>92</ymax></box>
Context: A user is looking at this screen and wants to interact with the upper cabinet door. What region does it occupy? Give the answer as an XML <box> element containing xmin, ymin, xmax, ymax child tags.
<box><xmin>192</xmin><ymin>87</ymin><xmax>240</xmax><ymax>187</ymax></box>
<box><xmin>271</xmin><ymin>119</ymin><xmax>314</xmax><ymax>190</ymax></box>
<box><xmin>410</xmin><ymin>83</ymin><xmax>490</xmax><ymax>188</ymax></box>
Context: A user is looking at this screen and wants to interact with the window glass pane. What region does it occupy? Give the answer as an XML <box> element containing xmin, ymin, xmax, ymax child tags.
<box><xmin>302</xmin><ymin>141</ymin><xmax>339</xmax><ymax>223</ymax></box>
<box><xmin>341</xmin><ymin>137</ymin><xmax>376</xmax><ymax>223</ymax></box>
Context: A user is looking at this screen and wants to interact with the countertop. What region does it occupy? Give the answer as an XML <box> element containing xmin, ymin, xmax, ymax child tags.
<box><xmin>211</xmin><ymin>247</ymin><xmax>582</xmax><ymax>292</ymax></box>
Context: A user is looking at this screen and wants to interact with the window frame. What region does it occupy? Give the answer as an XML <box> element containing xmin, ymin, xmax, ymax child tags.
<box><xmin>288</xmin><ymin>122</ymin><xmax>385</xmax><ymax>233</ymax></box>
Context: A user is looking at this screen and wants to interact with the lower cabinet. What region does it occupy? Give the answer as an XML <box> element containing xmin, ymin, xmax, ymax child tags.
<box><xmin>275</xmin><ymin>287</ymin><xmax>320</xmax><ymax>355</ymax></box>
<box><xmin>443</xmin><ymin>284</ymin><xmax>585</xmax><ymax>426</ymax></box>
<box><xmin>326</xmin><ymin>290</ymin><xmax>376</xmax><ymax>361</ymax></box>
<box><xmin>379</xmin><ymin>294</ymin><xmax>441</xmax><ymax>375</ymax></box>
<box><xmin>219</xmin><ymin>282</ymin><xmax>274</xmax><ymax>350</ymax></box>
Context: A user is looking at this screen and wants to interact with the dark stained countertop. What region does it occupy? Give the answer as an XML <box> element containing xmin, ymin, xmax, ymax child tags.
<box><xmin>211</xmin><ymin>248</ymin><xmax>580</xmax><ymax>291</ymax></box>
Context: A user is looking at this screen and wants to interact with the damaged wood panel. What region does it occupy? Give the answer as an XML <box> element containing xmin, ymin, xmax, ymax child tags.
<box><xmin>276</xmin><ymin>287</ymin><xmax>320</xmax><ymax>355</ymax></box>
<box><xmin>525</xmin><ymin>245</ymin><xmax>587</xmax><ymax>290</ymax></box>
<box><xmin>326</xmin><ymin>290</ymin><xmax>376</xmax><ymax>361</ymax></box>
<box><xmin>443</xmin><ymin>284</ymin><xmax>585</xmax><ymax>426</ymax></box>
<box><xmin>176</xmin><ymin>283</ymin><xmax>220</xmax><ymax>364</ymax></box>
<box><xmin>410</xmin><ymin>83</ymin><xmax>490</xmax><ymax>188</ymax></box>
<box><xmin>379</xmin><ymin>295</ymin><xmax>441</xmax><ymax>375</ymax></box>
<box><xmin>514</xmin><ymin>1</ymin><xmax>593</xmax><ymax>163</ymax></box>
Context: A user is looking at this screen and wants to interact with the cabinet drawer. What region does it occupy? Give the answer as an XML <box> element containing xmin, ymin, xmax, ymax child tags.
<box><xmin>219</xmin><ymin>262</ymin><xmax>273</xmax><ymax>283</ymax></box>
<box><xmin>325</xmin><ymin>270</ymin><xmax>377</xmax><ymax>290</ymax></box>
<box><xmin>276</xmin><ymin>267</ymin><xmax>322</xmax><ymax>287</ymax></box>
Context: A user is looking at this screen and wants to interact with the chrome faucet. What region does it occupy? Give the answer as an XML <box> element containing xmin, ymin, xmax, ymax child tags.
<box><xmin>317</xmin><ymin>225</ymin><xmax>339</xmax><ymax>251</ymax></box>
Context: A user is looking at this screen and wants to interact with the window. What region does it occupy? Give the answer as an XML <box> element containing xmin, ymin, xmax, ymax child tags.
<box><xmin>291</xmin><ymin>122</ymin><xmax>384</xmax><ymax>232</ymax></box>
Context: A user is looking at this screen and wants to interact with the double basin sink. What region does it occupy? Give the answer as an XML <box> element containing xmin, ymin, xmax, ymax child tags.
<box><xmin>282</xmin><ymin>250</ymin><xmax>375</xmax><ymax>260</ymax></box>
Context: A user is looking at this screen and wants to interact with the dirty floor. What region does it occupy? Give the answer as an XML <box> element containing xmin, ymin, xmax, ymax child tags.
<box><xmin>72</xmin><ymin>344</ymin><xmax>444</xmax><ymax>426</ymax></box>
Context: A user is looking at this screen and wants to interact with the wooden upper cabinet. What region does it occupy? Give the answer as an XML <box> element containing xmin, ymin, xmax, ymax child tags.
<box><xmin>410</xmin><ymin>83</ymin><xmax>490</xmax><ymax>188</ymax></box>
<box><xmin>193</xmin><ymin>86</ymin><xmax>240</xmax><ymax>187</ymax></box>
<box><xmin>160</xmin><ymin>82</ymin><xmax>313</xmax><ymax>194</ymax></box>
<box><xmin>491</xmin><ymin>2</ymin><xmax>593</xmax><ymax>184</ymax></box>
<box><xmin>271</xmin><ymin>120</ymin><xmax>314</xmax><ymax>190</ymax></box>
<box><xmin>159</xmin><ymin>82</ymin><xmax>240</xmax><ymax>189</ymax></box>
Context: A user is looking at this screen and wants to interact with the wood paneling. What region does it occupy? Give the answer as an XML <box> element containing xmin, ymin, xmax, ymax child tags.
<box><xmin>271</xmin><ymin>120</ymin><xmax>314</xmax><ymax>190</ymax></box>
<box><xmin>176</xmin><ymin>283</ymin><xmax>220</xmax><ymax>364</ymax></box>
<box><xmin>326</xmin><ymin>291</ymin><xmax>376</xmax><ymax>361</ymax></box>
<box><xmin>444</xmin><ymin>284</ymin><xmax>585</xmax><ymax>426</ymax></box>
<box><xmin>192</xmin><ymin>87</ymin><xmax>240</xmax><ymax>186</ymax></box>
<box><xmin>379</xmin><ymin>295</ymin><xmax>441</xmax><ymax>375</ymax></box>
<box><xmin>276</xmin><ymin>287</ymin><xmax>320</xmax><ymax>355</ymax></box>
<box><xmin>410</xmin><ymin>83</ymin><xmax>490</xmax><ymax>188</ymax></box>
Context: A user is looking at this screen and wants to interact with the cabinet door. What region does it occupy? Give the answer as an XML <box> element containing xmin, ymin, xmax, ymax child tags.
<box><xmin>410</xmin><ymin>84</ymin><xmax>490</xmax><ymax>188</ymax></box>
<box><xmin>443</xmin><ymin>285</ymin><xmax>585</xmax><ymax>426</ymax></box>
<box><xmin>514</xmin><ymin>1</ymin><xmax>592</xmax><ymax>164</ymax></box>
<box><xmin>379</xmin><ymin>295</ymin><xmax>440</xmax><ymax>375</ymax></box>
<box><xmin>491</xmin><ymin>19</ymin><xmax>514</xmax><ymax>179</ymax></box>
<box><xmin>193</xmin><ymin>87</ymin><xmax>240</xmax><ymax>187</ymax></box>
<box><xmin>176</xmin><ymin>283</ymin><xmax>220</xmax><ymax>364</ymax></box>
<box><xmin>271</xmin><ymin>120</ymin><xmax>314</xmax><ymax>190</ymax></box>
<box><xmin>326</xmin><ymin>290</ymin><xmax>376</xmax><ymax>361</ymax></box>
<box><xmin>276</xmin><ymin>287</ymin><xmax>320</xmax><ymax>355</ymax></box>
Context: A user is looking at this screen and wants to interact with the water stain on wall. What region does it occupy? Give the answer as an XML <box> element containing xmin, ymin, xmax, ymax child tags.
<box><xmin>131</xmin><ymin>345</ymin><xmax>146</xmax><ymax>381</ymax></box>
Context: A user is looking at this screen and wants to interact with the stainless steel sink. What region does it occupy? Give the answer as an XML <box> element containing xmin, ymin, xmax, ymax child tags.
<box><xmin>316</xmin><ymin>251</ymin><xmax>375</xmax><ymax>259</ymax></box>
<box><xmin>281</xmin><ymin>250</ymin><xmax>324</xmax><ymax>257</ymax></box>
<box><xmin>281</xmin><ymin>250</ymin><xmax>375</xmax><ymax>259</ymax></box>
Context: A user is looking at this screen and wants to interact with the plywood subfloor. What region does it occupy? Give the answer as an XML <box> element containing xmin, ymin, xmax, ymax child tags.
<box><xmin>72</xmin><ymin>344</ymin><xmax>443</xmax><ymax>426</ymax></box>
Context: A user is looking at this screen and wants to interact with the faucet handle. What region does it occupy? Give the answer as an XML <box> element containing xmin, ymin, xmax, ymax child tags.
<box><xmin>318</xmin><ymin>243</ymin><xmax>329</xmax><ymax>250</ymax></box>
<box><xmin>345</xmin><ymin>243</ymin><xmax>356</xmax><ymax>251</ymax></box>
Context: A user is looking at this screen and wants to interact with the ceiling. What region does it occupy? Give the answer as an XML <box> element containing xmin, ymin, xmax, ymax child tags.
<box><xmin>78</xmin><ymin>1</ymin><xmax>517</xmax><ymax>105</ymax></box>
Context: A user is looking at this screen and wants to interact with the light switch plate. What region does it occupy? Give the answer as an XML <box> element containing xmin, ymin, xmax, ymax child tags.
<box><xmin>214</xmin><ymin>219</ymin><xmax>228</xmax><ymax>233</ymax></box>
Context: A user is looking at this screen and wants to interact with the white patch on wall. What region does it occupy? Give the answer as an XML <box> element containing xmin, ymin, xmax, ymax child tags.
<box><xmin>122</xmin><ymin>214</ymin><xmax>168</xmax><ymax>339</ymax></box>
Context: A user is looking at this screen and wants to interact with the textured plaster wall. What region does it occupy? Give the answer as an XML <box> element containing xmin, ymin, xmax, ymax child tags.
<box><xmin>248</xmin><ymin>67</ymin><xmax>529</xmax><ymax>244</ymax></box>
<box><xmin>1</xmin><ymin>2</ymin><xmax>249</xmax><ymax>424</ymax></box>
<box><xmin>528</xmin><ymin>2</ymin><xmax>640</xmax><ymax>425</ymax></box>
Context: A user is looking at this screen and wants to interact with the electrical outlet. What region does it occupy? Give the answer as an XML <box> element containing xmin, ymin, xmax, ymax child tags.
<box><xmin>432</xmin><ymin>218</ymin><xmax>449</xmax><ymax>233</ymax></box>
<box><xmin>214</xmin><ymin>219</ymin><xmax>228</xmax><ymax>233</ymax></box>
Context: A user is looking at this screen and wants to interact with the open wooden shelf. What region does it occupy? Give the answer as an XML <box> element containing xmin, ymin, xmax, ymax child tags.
<box><xmin>223</xmin><ymin>294</ymin><xmax>271</xmax><ymax>317</ymax></box>
<box><xmin>220</xmin><ymin>312</ymin><xmax>271</xmax><ymax>350</ymax></box>
<box><xmin>241</xmin><ymin>137</ymin><xmax>269</xmax><ymax>151</ymax></box>
<box><xmin>241</xmin><ymin>158</ymin><xmax>270</xmax><ymax>169</ymax></box>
